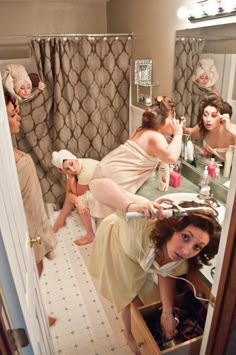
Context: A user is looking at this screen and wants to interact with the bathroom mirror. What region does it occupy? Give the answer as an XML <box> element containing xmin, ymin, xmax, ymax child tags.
<box><xmin>174</xmin><ymin>23</ymin><xmax>236</xmax><ymax>189</ymax></box>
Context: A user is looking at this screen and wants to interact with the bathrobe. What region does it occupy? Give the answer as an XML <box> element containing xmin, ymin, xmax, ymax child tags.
<box><xmin>17</xmin><ymin>153</ymin><xmax>57</xmax><ymax>264</ymax></box>
<box><xmin>88</xmin><ymin>210</ymin><xmax>188</xmax><ymax>312</ymax></box>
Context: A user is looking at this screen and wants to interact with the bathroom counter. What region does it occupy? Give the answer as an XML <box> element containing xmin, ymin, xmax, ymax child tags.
<box><xmin>136</xmin><ymin>172</ymin><xmax>199</xmax><ymax>201</ymax></box>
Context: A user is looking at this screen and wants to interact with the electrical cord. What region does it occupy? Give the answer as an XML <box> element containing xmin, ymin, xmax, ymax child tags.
<box><xmin>163</xmin><ymin>272</ymin><xmax>209</xmax><ymax>302</ymax></box>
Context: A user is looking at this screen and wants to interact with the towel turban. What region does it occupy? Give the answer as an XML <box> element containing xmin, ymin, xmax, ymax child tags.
<box><xmin>52</xmin><ymin>150</ymin><xmax>78</xmax><ymax>170</ymax></box>
<box><xmin>2</xmin><ymin>64</ymin><xmax>32</xmax><ymax>101</ymax></box>
<box><xmin>194</xmin><ymin>58</ymin><xmax>219</xmax><ymax>88</ymax></box>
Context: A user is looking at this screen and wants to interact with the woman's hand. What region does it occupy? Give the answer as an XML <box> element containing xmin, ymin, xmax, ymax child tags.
<box><xmin>75</xmin><ymin>198</ymin><xmax>89</xmax><ymax>216</ymax></box>
<box><xmin>220</xmin><ymin>114</ymin><xmax>236</xmax><ymax>137</ymax></box>
<box><xmin>160</xmin><ymin>312</ymin><xmax>178</xmax><ymax>340</ymax></box>
<box><xmin>170</xmin><ymin>117</ymin><xmax>183</xmax><ymax>136</ymax></box>
<box><xmin>38</xmin><ymin>81</ymin><xmax>46</xmax><ymax>91</ymax></box>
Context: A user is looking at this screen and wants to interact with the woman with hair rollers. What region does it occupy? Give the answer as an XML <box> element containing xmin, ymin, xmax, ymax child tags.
<box><xmin>88</xmin><ymin>96</ymin><xmax>183</xmax><ymax>219</ymax></box>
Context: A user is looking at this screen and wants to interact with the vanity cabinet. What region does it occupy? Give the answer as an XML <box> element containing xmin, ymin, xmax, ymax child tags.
<box><xmin>131</xmin><ymin>271</ymin><xmax>210</xmax><ymax>355</ymax></box>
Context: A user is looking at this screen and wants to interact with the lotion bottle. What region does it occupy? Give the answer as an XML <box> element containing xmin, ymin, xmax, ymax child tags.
<box><xmin>223</xmin><ymin>145</ymin><xmax>234</xmax><ymax>178</ymax></box>
<box><xmin>157</xmin><ymin>161</ymin><xmax>169</xmax><ymax>191</ymax></box>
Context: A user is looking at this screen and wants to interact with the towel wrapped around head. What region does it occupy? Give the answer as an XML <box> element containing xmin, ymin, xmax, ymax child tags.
<box><xmin>193</xmin><ymin>58</ymin><xmax>219</xmax><ymax>88</ymax></box>
<box><xmin>2</xmin><ymin>64</ymin><xmax>32</xmax><ymax>101</ymax></box>
<box><xmin>52</xmin><ymin>149</ymin><xmax>78</xmax><ymax>170</ymax></box>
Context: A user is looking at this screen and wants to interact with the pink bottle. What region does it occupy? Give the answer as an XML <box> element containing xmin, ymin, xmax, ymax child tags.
<box><xmin>169</xmin><ymin>171</ymin><xmax>181</xmax><ymax>187</ymax></box>
<box><xmin>208</xmin><ymin>158</ymin><xmax>216</xmax><ymax>178</ymax></box>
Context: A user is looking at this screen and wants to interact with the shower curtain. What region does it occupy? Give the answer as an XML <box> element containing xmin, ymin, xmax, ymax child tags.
<box><xmin>173</xmin><ymin>37</ymin><xmax>206</xmax><ymax>127</ymax></box>
<box><xmin>15</xmin><ymin>36</ymin><xmax>132</xmax><ymax>205</ymax></box>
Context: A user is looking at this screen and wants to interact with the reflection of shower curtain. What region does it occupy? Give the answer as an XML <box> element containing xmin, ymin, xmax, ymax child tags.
<box><xmin>15</xmin><ymin>37</ymin><xmax>131</xmax><ymax>205</ymax></box>
<box><xmin>173</xmin><ymin>37</ymin><xmax>206</xmax><ymax>127</ymax></box>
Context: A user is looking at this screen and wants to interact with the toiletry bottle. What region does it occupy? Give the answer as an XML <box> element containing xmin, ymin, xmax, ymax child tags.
<box><xmin>223</xmin><ymin>145</ymin><xmax>234</xmax><ymax>178</ymax></box>
<box><xmin>215</xmin><ymin>163</ymin><xmax>222</xmax><ymax>182</ymax></box>
<box><xmin>169</xmin><ymin>165</ymin><xmax>181</xmax><ymax>187</ymax></box>
<box><xmin>157</xmin><ymin>161</ymin><xmax>169</xmax><ymax>191</ymax></box>
<box><xmin>208</xmin><ymin>158</ymin><xmax>216</xmax><ymax>178</ymax></box>
<box><xmin>186</xmin><ymin>139</ymin><xmax>194</xmax><ymax>162</ymax></box>
<box><xmin>199</xmin><ymin>166</ymin><xmax>208</xmax><ymax>192</ymax></box>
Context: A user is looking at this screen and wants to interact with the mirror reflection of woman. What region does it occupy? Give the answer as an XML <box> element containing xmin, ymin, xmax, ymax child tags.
<box><xmin>192</xmin><ymin>58</ymin><xmax>219</xmax><ymax>95</ymax></box>
<box><xmin>183</xmin><ymin>93</ymin><xmax>236</xmax><ymax>161</ymax></box>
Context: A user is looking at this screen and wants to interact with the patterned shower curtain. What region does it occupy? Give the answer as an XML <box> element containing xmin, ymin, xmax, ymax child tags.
<box><xmin>15</xmin><ymin>36</ymin><xmax>132</xmax><ymax>205</ymax></box>
<box><xmin>173</xmin><ymin>37</ymin><xmax>206</xmax><ymax>127</ymax></box>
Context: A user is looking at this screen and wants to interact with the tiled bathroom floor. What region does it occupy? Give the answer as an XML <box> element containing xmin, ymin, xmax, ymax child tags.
<box><xmin>41</xmin><ymin>205</ymin><xmax>133</xmax><ymax>355</ymax></box>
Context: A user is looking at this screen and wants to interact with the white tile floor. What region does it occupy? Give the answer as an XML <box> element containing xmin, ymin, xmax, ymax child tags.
<box><xmin>41</xmin><ymin>205</ymin><xmax>133</xmax><ymax>355</ymax></box>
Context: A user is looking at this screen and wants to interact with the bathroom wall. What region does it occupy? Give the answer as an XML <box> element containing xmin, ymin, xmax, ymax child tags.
<box><xmin>0</xmin><ymin>0</ymin><xmax>108</xmax><ymax>35</ymax></box>
<box><xmin>0</xmin><ymin>0</ymin><xmax>109</xmax><ymax>59</ymax></box>
<box><xmin>107</xmin><ymin>0</ymin><xmax>236</xmax><ymax>106</ymax></box>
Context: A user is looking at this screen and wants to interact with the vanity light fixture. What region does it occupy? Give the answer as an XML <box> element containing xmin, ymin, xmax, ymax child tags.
<box><xmin>177</xmin><ymin>0</ymin><xmax>236</xmax><ymax>23</ymax></box>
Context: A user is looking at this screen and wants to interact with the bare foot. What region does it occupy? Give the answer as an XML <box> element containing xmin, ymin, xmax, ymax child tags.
<box><xmin>124</xmin><ymin>330</ymin><xmax>141</xmax><ymax>355</ymax></box>
<box><xmin>53</xmin><ymin>219</ymin><xmax>66</xmax><ymax>233</ymax></box>
<box><xmin>48</xmin><ymin>316</ymin><xmax>57</xmax><ymax>327</ymax></box>
<box><xmin>73</xmin><ymin>234</ymin><xmax>95</xmax><ymax>246</ymax></box>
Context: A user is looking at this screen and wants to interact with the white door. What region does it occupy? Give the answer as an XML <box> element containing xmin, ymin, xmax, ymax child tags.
<box><xmin>0</xmin><ymin>80</ymin><xmax>54</xmax><ymax>354</ymax></box>
<box><xmin>200</xmin><ymin>145</ymin><xmax>236</xmax><ymax>354</ymax></box>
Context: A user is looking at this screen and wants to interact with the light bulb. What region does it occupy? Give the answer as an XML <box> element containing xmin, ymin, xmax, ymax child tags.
<box><xmin>189</xmin><ymin>3</ymin><xmax>204</xmax><ymax>17</ymax></box>
<box><xmin>177</xmin><ymin>6</ymin><xmax>189</xmax><ymax>20</ymax></box>
<box><xmin>203</xmin><ymin>0</ymin><xmax>219</xmax><ymax>16</ymax></box>
<box><xmin>221</xmin><ymin>0</ymin><xmax>236</xmax><ymax>12</ymax></box>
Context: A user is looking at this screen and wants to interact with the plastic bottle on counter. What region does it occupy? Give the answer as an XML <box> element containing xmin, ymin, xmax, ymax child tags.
<box><xmin>223</xmin><ymin>145</ymin><xmax>234</xmax><ymax>178</ymax></box>
<box><xmin>215</xmin><ymin>163</ymin><xmax>222</xmax><ymax>182</ymax></box>
<box><xmin>157</xmin><ymin>161</ymin><xmax>169</xmax><ymax>191</ymax></box>
<box><xmin>208</xmin><ymin>158</ymin><xmax>216</xmax><ymax>178</ymax></box>
<box><xmin>199</xmin><ymin>166</ymin><xmax>209</xmax><ymax>192</ymax></box>
<box><xmin>169</xmin><ymin>165</ymin><xmax>181</xmax><ymax>187</ymax></box>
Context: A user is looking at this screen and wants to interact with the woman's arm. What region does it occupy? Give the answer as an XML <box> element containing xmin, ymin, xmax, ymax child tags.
<box><xmin>158</xmin><ymin>275</ymin><xmax>178</xmax><ymax>340</ymax></box>
<box><xmin>221</xmin><ymin>115</ymin><xmax>236</xmax><ymax>139</ymax></box>
<box><xmin>147</xmin><ymin>118</ymin><xmax>183</xmax><ymax>163</ymax></box>
<box><xmin>89</xmin><ymin>178</ymin><xmax>167</xmax><ymax>217</ymax></box>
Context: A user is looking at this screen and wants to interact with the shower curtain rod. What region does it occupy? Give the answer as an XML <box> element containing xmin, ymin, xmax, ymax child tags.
<box><xmin>176</xmin><ymin>34</ymin><xmax>236</xmax><ymax>41</ymax></box>
<box><xmin>0</xmin><ymin>33</ymin><xmax>133</xmax><ymax>40</ymax></box>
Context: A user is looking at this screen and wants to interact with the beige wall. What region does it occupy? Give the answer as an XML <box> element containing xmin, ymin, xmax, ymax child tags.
<box><xmin>0</xmin><ymin>0</ymin><xmax>108</xmax><ymax>35</ymax></box>
<box><xmin>107</xmin><ymin>0</ymin><xmax>236</xmax><ymax>104</ymax></box>
<box><xmin>0</xmin><ymin>0</ymin><xmax>108</xmax><ymax>58</ymax></box>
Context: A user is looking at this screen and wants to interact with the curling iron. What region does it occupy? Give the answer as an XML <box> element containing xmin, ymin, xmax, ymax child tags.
<box><xmin>126</xmin><ymin>206</ymin><xmax>215</xmax><ymax>221</ymax></box>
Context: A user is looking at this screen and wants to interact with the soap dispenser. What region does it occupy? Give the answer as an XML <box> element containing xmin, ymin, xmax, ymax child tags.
<box><xmin>215</xmin><ymin>163</ymin><xmax>222</xmax><ymax>182</ymax></box>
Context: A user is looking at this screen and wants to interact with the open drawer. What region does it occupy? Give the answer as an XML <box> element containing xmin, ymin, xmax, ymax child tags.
<box><xmin>131</xmin><ymin>285</ymin><xmax>209</xmax><ymax>355</ymax></box>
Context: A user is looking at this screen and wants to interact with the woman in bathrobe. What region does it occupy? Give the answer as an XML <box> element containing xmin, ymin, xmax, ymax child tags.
<box><xmin>88</xmin><ymin>182</ymin><xmax>221</xmax><ymax>354</ymax></box>
<box><xmin>5</xmin><ymin>91</ymin><xmax>57</xmax><ymax>325</ymax></box>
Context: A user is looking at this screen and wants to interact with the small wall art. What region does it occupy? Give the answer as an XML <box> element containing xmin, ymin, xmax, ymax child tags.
<box><xmin>134</xmin><ymin>59</ymin><xmax>152</xmax><ymax>85</ymax></box>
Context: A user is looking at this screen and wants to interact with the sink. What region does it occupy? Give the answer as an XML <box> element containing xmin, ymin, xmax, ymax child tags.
<box><xmin>158</xmin><ymin>192</ymin><xmax>225</xmax><ymax>225</ymax></box>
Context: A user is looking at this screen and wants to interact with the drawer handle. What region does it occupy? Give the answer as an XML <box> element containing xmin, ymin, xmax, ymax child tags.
<box><xmin>137</xmin><ymin>341</ymin><xmax>144</xmax><ymax>348</ymax></box>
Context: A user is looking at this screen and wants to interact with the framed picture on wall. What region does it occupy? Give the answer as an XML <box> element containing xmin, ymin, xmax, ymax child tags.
<box><xmin>134</xmin><ymin>59</ymin><xmax>152</xmax><ymax>85</ymax></box>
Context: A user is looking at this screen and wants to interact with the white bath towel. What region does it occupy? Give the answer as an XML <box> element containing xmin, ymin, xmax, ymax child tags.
<box><xmin>52</xmin><ymin>149</ymin><xmax>78</xmax><ymax>170</ymax></box>
<box><xmin>2</xmin><ymin>64</ymin><xmax>32</xmax><ymax>101</ymax></box>
<box><xmin>193</xmin><ymin>58</ymin><xmax>219</xmax><ymax>88</ymax></box>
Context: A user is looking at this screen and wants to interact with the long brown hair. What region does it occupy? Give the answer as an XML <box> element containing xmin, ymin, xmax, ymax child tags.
<box><xmin>197</xmin><ymin>92</ymin><xmax>224</xmax><ymax>134</ymax></box>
